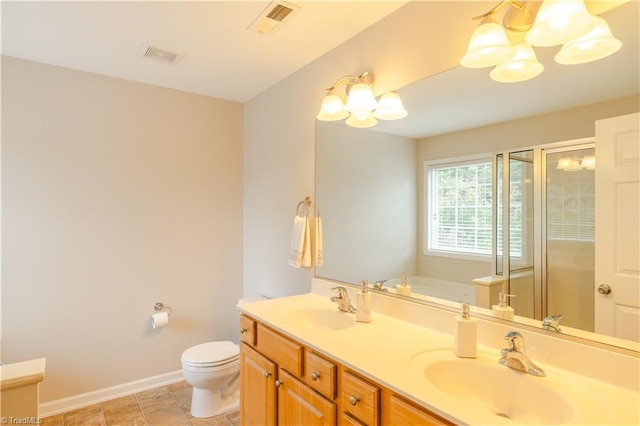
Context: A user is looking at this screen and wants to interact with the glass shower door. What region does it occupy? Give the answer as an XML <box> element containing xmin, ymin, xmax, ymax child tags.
<box><xmin>544</xmin><ymin>146</ymin><xmax>596</xmax><ymax>331</ymax></box>
<box><xmin>494</xmin><ymin>150</ymin><xmax>535</xmax><ymax>318</ymax></box>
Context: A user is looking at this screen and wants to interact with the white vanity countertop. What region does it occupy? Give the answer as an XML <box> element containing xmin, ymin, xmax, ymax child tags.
<box><xmin>0</xmin><ymin>357</ymin><xmax>46</xmax><ymax>391</ymax></box>
<box><xmin>237</xmin><ymin>291</ymin><xmax>639</xmax><ymax>425</ymax></box>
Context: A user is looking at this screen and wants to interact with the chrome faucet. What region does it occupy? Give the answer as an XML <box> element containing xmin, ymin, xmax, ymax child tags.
<box><xmin>330</xmin><ymin>286</ymin><xmax>356</xmax><ymax>313</ymax></box>
<box><xmin>499</xmin><ymin>331</ymin><xmax>546</xmax><ymax>377</ymax></box>
<box><xmin>542</xmin><ymin>314</ymin><xmax>563</xmax><ymax>333</ymax></box>
<box><xmin>372</xmin><ymin>280</ymin><xmax>388</xmax><ymax>291</ymax></box>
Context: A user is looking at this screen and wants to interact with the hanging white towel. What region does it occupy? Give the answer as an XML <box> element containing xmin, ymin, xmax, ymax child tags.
<box><xmin>288</xmin><ymin>215</ymin><xmax>311</xmax><ymax>268</ymax></box>
<box><xmin>301</xmin><ymin>217</ymin><xmax>311</xmax><ymax>267</ymax></box>
<box><xmin>314</xmin><ymin>216</ymin><xmax>323</xmax><ymax>266</ymax></box>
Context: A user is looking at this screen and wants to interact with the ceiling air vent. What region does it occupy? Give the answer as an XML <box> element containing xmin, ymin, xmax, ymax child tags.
<box><xmin>248</xmin><ymin>1</ymin><xmax>299</xmax><ymax>34</ymax></box>
<box><xmin>140</xmin><ymin>44</ymin><xmax>185</xmax><ymax>64</ymax></box>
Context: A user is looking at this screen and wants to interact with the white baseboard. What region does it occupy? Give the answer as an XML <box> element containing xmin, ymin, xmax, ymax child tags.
<box><xmin>39</xmin><ymin>370</ymin><xmax>184</xmax><ymax>417</ymax></box>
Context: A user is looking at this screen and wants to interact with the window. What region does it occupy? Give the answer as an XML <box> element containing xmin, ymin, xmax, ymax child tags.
<box><xmin>496</xmin><ymin>157</ymin><xmax>527</xmax><ymax>259</ymax></box>
<box><xmin>426</xmin><ymin>159</ymin><xmax>492</xmax><ymax>257</ymax></box>
<box><xmin>544</xmin><ymin>149</ymin><xmax>595</xmax><ymax>243</ymax></box>
<box><xmin>547</xmin><ymin>180</ymin><xmax>595</xmax><ymax>241</ymax></box>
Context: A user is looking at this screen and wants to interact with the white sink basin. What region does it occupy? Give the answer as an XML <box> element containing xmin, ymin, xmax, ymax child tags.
<box><xmin>410</xmin><ymin>349</ymin><xmax>610</xmax><ymax>425</ymax></box>
<box><xmin>284</xmin><ymin>307</ymin><xmax>355</xmax><ymax>331</ymax></box>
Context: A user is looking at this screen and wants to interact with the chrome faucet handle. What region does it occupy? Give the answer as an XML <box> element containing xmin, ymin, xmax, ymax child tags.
<box><xmin>330</xmin><ymin>287</ymin><xmax>356</xmax><ymax>313</ymax></box>
<box><xmin>501</xmin><ymin>331</ymin><xmax>546</xmax><ymax>377</ymax></box>
<box><xmin>372</xmin><ymin>280</ymin><xmax>389</xmax><ymax>291</ymax></box>
<box><xmin>332</xmin><ymin>286</ymin><xmax>348</xmax><ymax>299</ymax></box>
<box><xmin>504</xmin><ymin>331</ymin><xmax>525</xmax><ymax>352</ymax></box>
<box><xmin>542</xmin><ymin>314</ymin><xmax>563</xmax><ymax>333</ymax></box>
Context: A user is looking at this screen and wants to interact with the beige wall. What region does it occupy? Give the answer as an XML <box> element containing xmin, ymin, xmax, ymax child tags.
<box><xmin>1</xmin><ymin>56</ymin><xmax>243</xmax><ymax>402</ymax></box>
<box><xmin>417</xmin><ymin>95</ymin><xmax>640</xmax><ymax>285</ymax></box>
<box><xmin>242</xmin><ymin>1</ymin><xmax>480</xmax><ymax>298</ymax></box>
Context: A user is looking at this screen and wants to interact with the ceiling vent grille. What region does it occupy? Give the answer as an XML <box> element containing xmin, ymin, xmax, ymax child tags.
<box><xmin>267</xmin><ymin>4</ymin><xmax>293</xmax><ymax>21</ymax></box>
<box><xmin>248</xmin><ymin>1</ymin><xmax>299</xmax><ymax>34</ymax></box>
<box><xmin>140</xmin><ymin>44</ymin><xmax>184</xmax><ymax>64</ymax></box>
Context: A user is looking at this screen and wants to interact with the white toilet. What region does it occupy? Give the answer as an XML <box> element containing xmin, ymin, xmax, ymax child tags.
<box><xmin>181</xmin><ymin>340</ymin><xmax>240</xmax><ymax>418</ymax></box>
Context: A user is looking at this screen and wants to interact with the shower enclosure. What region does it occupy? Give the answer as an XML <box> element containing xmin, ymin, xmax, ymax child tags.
<box><xmin>494</xmin><ymin>142</ymin><xmax>596</xmax><ymax>331</ymax></box>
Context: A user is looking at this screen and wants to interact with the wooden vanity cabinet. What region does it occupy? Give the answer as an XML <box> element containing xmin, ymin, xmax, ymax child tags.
<box><xmin>239</xmin><ymin>314</ymin><xmax>453</xmax><ymax>426</ymax></box>
<box><xmin>239</xmin><ymin>314</ymin><xmax>335</xmax><ymax>426</ymax></box>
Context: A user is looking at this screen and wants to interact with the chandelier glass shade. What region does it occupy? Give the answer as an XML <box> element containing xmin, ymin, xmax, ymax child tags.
<box><xmin>490</xmin><ymin>41</ymin><xmax>544</xmax><ymax>82</ymax></box>
<box><xmin>460</xmin><ymin>0</ymin><xmax>622</xmax><ymax>83</ymax></box>
<box><xmin>526</xmin><ymin>0</ymin><xmax>596</xmax><ymax>47</ymax></box>
<box><xmin>460</xmin><ymin>16</ymin><xmax>516</xmax><ymax>68</ymax></box>
<box><xmin>554</xmin><ymin>16</ymin><xmax>622</xmax><ymax>64</ymax></box>
<box><xmin>316</xmin><ymin>72</ymin><xmax>407</xmax><ymax>128</ymax></box>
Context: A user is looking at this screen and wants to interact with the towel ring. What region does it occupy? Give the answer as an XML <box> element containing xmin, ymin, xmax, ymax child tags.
<box><xmin>296</xmin><ymin>196</ymin><xmax>312</xmax><ymax>217</ymax></box>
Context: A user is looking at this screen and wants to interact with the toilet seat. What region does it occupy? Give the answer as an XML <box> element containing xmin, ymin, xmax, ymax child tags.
<box><xmin>181</xmin><ymin>341</ymin><xmax>239</xmax><ymax>368</ymax></box>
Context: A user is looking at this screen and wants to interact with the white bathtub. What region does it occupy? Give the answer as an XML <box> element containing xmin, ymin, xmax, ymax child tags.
<box><xmin>386</xmin><ymin>276</ymin><xmax>476</xmax><ymax>305</ymax></box>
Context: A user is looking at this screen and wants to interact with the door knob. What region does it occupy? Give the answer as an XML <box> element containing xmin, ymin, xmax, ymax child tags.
<box><xmin>598</xmin><ymin>284</ymin><xmax>612</xmax><ymax>295</ymax></box>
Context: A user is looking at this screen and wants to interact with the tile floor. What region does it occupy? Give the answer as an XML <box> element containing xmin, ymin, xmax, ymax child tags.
<box><xmin>41</xmin><ymin>381</ymin><xmax>239</xmax><ymax>426</ymax></box>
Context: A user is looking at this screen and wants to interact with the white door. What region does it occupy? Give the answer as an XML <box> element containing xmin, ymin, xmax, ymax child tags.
<box><xmin>595</xmin><ymin>112</ymin><xmax>640</xmax><ymax>341</ymax></box>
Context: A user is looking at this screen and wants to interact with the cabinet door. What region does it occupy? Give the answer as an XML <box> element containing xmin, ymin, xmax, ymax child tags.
<box><xmin>240</xmin><ymin>343</ymin><xmax>276</xmax><ymax>426</ymax></box>
<box><xmin>277</xmin><ymin>369</ymin><xmax>336</xmax><ymax>426</ymax></box>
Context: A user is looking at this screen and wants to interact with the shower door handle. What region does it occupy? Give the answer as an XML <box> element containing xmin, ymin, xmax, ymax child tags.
<box><xmin>597</xmin><ymin>284</ymin><xmax>612</xmax><ymax>295</ymax></box>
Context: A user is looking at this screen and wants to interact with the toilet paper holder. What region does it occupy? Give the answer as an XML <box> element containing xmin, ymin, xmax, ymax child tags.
<box><xmin>152</xmin><ymin>302</ymin><xmax>172</xmax><ymax>318</ymax></box>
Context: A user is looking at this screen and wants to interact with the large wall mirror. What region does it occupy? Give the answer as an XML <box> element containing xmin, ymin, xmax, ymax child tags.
<box><xmin>315</xmin><ymin>2</ymin><xmax>639</xmax><ymax>350</ymax></box>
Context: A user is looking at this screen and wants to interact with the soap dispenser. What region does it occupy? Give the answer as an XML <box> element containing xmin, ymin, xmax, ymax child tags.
<box><xmin>492</xmin><ymin>293</ymin><xmax>515</xmax><ymax>320</ymax></box>
<box><xmin>356</xmin><ymin>280</ymin><xmax>372</xmax><ymax>323</ymax></box>
<box><xmin>395</xmin><ymin>274</ymin><xmax>412</xmax><ymax>297</ymax></box>
<box><xmin>454</xmin><ymin>303</ymin><xmax>477</xmax><ymax>358</ymax></box>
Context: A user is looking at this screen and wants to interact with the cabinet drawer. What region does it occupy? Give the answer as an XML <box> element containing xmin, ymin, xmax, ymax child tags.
<box><xmin>303</xmin><ymin>350</ymin><xmax>337</xmax><ymax>399</ymax></box>
<box><xmin>239</xmin><ymin>314</ymin><xmax>256</xmax><ymax>346</ymax></box>
<box><xmin>341</xmin><ymin>371</ymin><xmax>380</xmax><ymax>426</ymax></box>
<box><xmin>256</xmin><ymin>323</ymin><xmax>303</xmax><ymax>376</ymax></box>
<box><xmin>387</xmin><ymin>395</ymin><xmax>454</xmax><ymax>426</ymax></box>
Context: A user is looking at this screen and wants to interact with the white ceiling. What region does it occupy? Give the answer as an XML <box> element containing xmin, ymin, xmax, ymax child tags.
<box><xmin>1</xmin><ymin>1</ymin><xmax>407</xmax><ymax>103</ymax></box>
<box><xmin>3</xmin><ymin>0</ymin><xmax>637</xmax><ymax>138</ymax></box>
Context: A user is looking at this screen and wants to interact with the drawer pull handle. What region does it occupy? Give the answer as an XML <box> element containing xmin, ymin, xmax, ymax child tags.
<box><xmin>275</xmin><ymin>380</ymin><xmax>283</xmax><ymax>388</ymax></box>
<box><xmin>263</xmin><ymin>371</ymin><xmax>271</xmax><ymax>379</ymax></box>
<box><xmin>349</xmin><ymin>395</ymin><xmax>360</xmax><ymax>406</ymax></box>
<box><xmin>311</xmin><ymin>372</ymin><xmax>320</xmax><ymax>381</ymax></box>
<box><xmin>240</xmin><ymin>327</ymin><xmax>247</xmax><ymax>334</ymax></box>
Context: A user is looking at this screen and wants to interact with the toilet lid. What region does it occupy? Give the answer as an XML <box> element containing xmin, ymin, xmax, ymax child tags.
<box><xmin>181</xmin><ymin>341</ymin><xmax>239</xmax><ymax>365</ymax></box>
